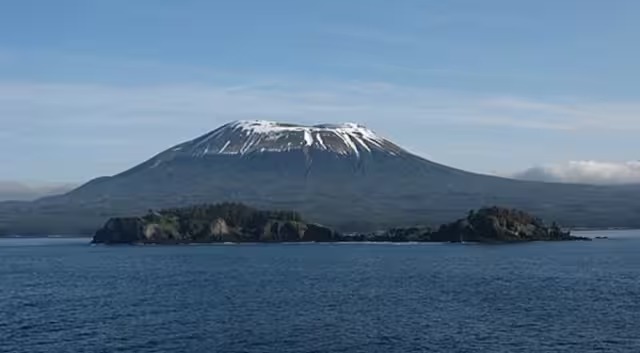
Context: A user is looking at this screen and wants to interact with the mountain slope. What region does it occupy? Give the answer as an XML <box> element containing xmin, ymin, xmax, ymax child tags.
<box><xmin>1</xmin><ymin>120</ymin><xmax>639</xmax><ymax>235</ymax></box>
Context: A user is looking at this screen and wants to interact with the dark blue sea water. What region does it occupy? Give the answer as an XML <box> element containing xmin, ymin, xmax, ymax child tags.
<box><xmin>2</xmin><ymin>231</ymin><xmax>640</xmax><ymax>353</ymax></box>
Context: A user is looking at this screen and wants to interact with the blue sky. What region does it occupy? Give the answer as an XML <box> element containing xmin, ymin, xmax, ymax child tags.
<box><xmin>1</xmin><ymin>0</ymin><xmax>639</xmax><ymax>183</ymax></box>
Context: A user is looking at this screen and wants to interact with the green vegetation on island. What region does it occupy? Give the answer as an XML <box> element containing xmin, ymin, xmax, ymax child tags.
<box><xmin>92</xmin><ymin>203</ymin><xmax>589</xmax><ymax>244</ymax></box>
<box><xmin>92</xmin><ymin>203</ymin><xmax>340</xmax><ymax>244</ymax></box>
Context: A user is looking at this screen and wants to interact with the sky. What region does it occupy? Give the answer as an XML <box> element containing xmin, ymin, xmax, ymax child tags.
<box><xmin>1</xmin><ymin>0</ymin><xmax>639</xmax><ymax>184</ymax></box>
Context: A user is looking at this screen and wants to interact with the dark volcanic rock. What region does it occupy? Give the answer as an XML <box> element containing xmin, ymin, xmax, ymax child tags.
<box><xmin>303</xmin><ymin>223</ymin><xmax>340</xmax><ymax>242</ymax></box>
<box><xmin>431</xmin><ymin>207</ymin><xmax>588</xmax><ymax>242</ymax></box>
<box><xmin>93</xmin><ymin>204</ymin><xmax>589</xmax><ymax>244</ymax></box>
<box><xmin>93</xmin><ymin>217</ymin><xmax>146</xmax><ymax>244</ymax></box>
<box><xmin>92</xmin><ymin>203</ymin><xmax>340</xmax><ymax>244</ymax></box>
<box><xmin>360</xmin><ymin>207</ymin><xmax>590</xmax><ymax>243</ymax></box>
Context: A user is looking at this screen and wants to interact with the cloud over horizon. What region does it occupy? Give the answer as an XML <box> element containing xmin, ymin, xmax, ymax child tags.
<box><xmin>513</xmin><ymin>161</ymin><xmax>640</xmax><ymax>185</ymax></box>
<box><xmin>0</xmin><ymin>180</ymin><xmax>76</xmax><ymax>201</ymax></box>
<box><xmin>1</xmin><ymin>79</ymin><xmax>640</xmax><ymax>181</ymax></box>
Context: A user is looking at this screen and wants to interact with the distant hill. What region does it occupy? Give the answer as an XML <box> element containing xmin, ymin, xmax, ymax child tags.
<box><xmin>0</xmin><ymin>181</ymin><xmax>75</xmax><ymax>201</ymax></box>
<box><xmin>1</xmin><ymin>120</ymin><xmax>639</xmax><ymax>235</ymax></box>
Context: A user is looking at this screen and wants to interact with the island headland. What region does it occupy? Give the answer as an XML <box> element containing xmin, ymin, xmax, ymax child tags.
<box><xmin>92</xmin><ymin>203</ymin><xmax>589</xmax><ymax>244</ymax></box>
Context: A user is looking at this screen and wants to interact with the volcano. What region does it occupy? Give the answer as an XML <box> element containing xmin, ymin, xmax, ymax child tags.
<box><xmin>1</xmin><ymin>120</ymin><xmax>639</xmax><ymax>235</ymax></box>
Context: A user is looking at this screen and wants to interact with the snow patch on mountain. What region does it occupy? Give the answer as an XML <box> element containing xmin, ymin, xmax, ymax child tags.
<box><xmin>166</xmin><ymin>120</ymin><xmax>402</xmax><ymax>158</ymax></box>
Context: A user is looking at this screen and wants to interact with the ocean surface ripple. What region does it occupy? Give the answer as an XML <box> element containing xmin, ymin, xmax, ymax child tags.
<box><xmin>2</xmin><ymin>231</ymin><xmax>640</xmax><ymax>353</ymax></box>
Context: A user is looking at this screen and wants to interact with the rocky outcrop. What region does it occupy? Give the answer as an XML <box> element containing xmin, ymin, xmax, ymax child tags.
<box><xmin>93</xmin><ymin>217</ymin><xmax>146</xmax><ymax>244</ymax></box>
<box><xmin>432</xmin><ymin>207</ymin><xmax>587</xmax><ymax>242</ymax></box>
<box><xmin>92</xmin><ymin>203</ymin><xmax>340</xmax><ymax>244</ymax></box>
<box><xmin>93</xmin><ymin>204</ymin><xmax>587</xmax><ymax>244</ymax></box>
<box><xmin>359</xmin><ymin>207</ymin><xmax>589</xmax><ymax>243</ymax></box>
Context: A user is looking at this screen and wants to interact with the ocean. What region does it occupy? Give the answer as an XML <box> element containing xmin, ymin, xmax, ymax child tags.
<box><xmin>1</xmin><ymin>230</ymin><xmax>639</xmax><ymax>353</ymax></box>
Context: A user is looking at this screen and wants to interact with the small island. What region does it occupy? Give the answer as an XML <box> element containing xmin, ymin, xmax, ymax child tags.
<box><xmin>92</xmin><ymin>203</ymin><xmax>589</xmax><ymax>244</ymax></box>
<box><xmin>365</xmin><ymin>207</ymin><xmax>589</xmax><ymax>243</ymax></box>
<box><xmin>92</xmin><ymin>203</ymin><xmax>340</xmax><ymax>244</ymax></box>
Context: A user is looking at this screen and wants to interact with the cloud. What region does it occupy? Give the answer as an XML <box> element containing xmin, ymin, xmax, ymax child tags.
<box><xmin>353</xmin><ymin>63</ymin><xmax>568</xmax><ymax>83</ymax></box>
<box><xmin>513</xmin><ymin>161</ymin><xmax>640</xmax><ymax>185</ymax></box>
<box><xmin>0</xmin><ymin>180</ymin><xmax>76</xmax><ymax>201</ymax></box>
<box><xmin>0</xmin><ymin>78</ymin><xmax>640</xmax><ymax>180</ymax></box>
<box><xmin>3</xmin><ymin>80</ymin><xmax>640</xmax><ymax>144</ymax></box>
<box><xmin>0</xmin><ymin>81</ymin><xmax>566</xmax><ymax>132</ymax></box>
<box><xmin>2</xmin><ymin>79</ymin><xmax>640</xmax><ymax>181</ymax></box>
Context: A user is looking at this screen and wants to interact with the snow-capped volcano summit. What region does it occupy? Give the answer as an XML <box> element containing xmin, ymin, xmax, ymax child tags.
<box><xmin>168</xmin><ymin>120</ymin><xmax>405</xmax><ymax>157</ymax></box>
<box><xmin>3</xmin><ymin>119</ymin><xmax>639</xmax><ymax>236</ymax></box>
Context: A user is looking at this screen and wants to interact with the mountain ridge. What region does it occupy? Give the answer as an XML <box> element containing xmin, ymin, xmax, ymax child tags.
<box><xmin>1</xmin><ymin>120</ymin><xmax>639</xmax><ymax>235</ymax></box>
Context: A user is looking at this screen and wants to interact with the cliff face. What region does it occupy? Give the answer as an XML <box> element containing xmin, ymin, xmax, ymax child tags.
<box><xmin>92</xmin><ymin>203</ymin><xmax>340</xmax><ymax>244</ymax></box>
<box><xmin>93</xmin><ymin>217</ymin><xmax>147</xmax><ymax>244</ymax></box>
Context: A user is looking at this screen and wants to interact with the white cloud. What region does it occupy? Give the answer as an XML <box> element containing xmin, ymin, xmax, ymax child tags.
<box><xmin>0</xmin><ymin>180</ymin><xmax>76</xmax><ymax>201</ymax></box>
<box><xmin>2</xmin><ymin>79</ymin><xmax>640</xmax><ymax>181</ymax></box>
<box><xmin>513</xmin><ymin>161</ymin><xmax>640</xmax><ymax>185</ymax></box>
<box><xmin>0</xmin><ymin>81</ymin><xmax>574</xmax><ymax>133</ymax></box>
<box><xmin>2</xmin><ymin>80</ymin><xmax>640</xmax><ymax>158</ymax></box>
<box><xmin>2</xmin><ymin>81</ymin><xmax>639</xmax><ymax>133</ymax></box>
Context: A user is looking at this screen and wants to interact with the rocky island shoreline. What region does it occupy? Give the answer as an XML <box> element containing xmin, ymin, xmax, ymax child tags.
<box><xmin>92</xmin><ymin>203</ymin><xmax>589</xmax><ymax>244</ymax></box>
